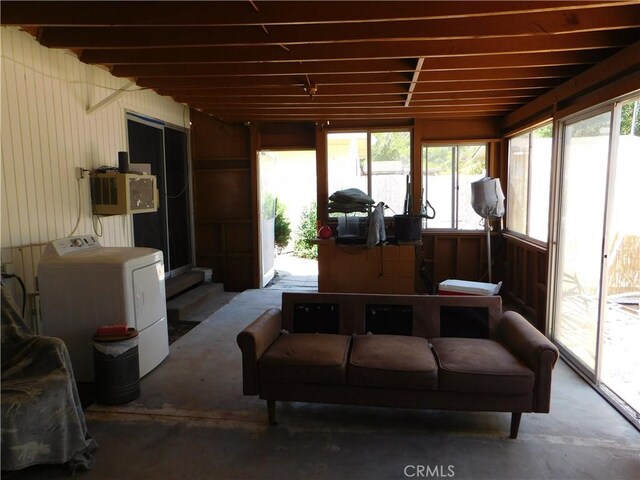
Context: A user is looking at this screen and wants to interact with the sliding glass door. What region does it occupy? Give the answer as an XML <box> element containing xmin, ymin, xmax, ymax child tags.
<box><xmin>552</xmin><ymin>96</ymin><xmax>640</xmax><ymax>422</ymax></box>
<box><xmin>599</xmin><ymin>97</ymin><xmax>640</xmax><ymax>415</ymax></box>
<box><xmin>553</xmin><ymin>111</ymin><xmax>611</xmax><ymax>373</ymax></box>
<box><xmin>127</xmin><ymin>113</ymin><xmax>193</xmax><ymax>275</ymax></box>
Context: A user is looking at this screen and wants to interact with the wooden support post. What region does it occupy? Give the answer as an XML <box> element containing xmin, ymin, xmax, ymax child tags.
<box><xmin>267</xmin><ymin>400</ymin><xmax>276</xmax><ymax>426</ymax></box>
<box><xmin>510</xmin><ymin>412</ymin><xmax>522</xmax><ymax>439</ymax></box>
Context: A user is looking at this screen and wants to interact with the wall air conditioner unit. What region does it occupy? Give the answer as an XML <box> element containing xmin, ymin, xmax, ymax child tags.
<box><xmin>91</xmin><ymin>172</ymin><xmax>158</xmax><ymax>215</ymax></box>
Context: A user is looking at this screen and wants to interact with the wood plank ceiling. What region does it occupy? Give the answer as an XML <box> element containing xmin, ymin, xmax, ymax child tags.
<box><xmin>3</xmin><ymin>1</ymin><xmax>640</xmax><ymax>122</ymax></box>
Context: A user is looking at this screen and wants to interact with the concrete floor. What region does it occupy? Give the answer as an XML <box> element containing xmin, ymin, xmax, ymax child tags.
<box><xmin>9</xmin><ymin>288</ymin><xmax>639</xmax><ymax>480</ymax></box>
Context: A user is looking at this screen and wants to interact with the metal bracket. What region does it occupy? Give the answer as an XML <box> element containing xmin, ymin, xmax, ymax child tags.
<box><xmin>87</xmin><ymin>81</ymin><xmax>134</xmax><ymax>115</ymax></box>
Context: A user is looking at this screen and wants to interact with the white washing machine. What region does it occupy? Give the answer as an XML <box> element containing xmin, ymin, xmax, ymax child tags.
<box><xmin>38</xmin><ymin>235</ymin><xmax>169</xmax><ymax>382</ymax></box>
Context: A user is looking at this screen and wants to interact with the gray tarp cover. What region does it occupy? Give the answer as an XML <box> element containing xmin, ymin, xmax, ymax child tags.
<box><xmin>1</xmin><ymin>286</ymin><xmax>97</xmax><ymax>472</ymax></box>
<box><xmin>328</xmin><ymin>188</ymin><xmax>375</xmax><ymax>214</ymax></box>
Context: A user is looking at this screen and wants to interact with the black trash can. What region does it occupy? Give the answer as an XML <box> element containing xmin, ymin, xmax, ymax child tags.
<box><xmin>92</xmin><ymin>329</ymin><xmax>140</xmax><ymax>405</ymax></box>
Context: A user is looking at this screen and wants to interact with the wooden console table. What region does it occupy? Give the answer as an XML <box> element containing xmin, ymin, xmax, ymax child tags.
<box><xmin>315</xmin><ymin>239</ymin><xmax>418</xmax><ymax>294</ymax></box>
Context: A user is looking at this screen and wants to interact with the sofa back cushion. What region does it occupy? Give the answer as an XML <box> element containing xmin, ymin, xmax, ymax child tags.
<box><xmin>281</xmin><ymin>292</ymin><xmax>502</xmax><ymax>339</ymax></box>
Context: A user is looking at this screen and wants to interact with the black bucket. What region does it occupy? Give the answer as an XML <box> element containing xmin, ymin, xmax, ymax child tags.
<box><xmin>93</xmin><ymin>330</ymin><xmax>140</xmax><ymax>405</ymax></box>
<box><xmin>393</xmin><ymin>215</ymin><xmax>422</xmax><ymax>242</ymax></box>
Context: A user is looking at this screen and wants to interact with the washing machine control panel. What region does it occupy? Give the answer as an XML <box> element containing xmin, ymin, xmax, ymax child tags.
<box><xmin>47</xmin><ymin>235</ymin><xmax>101</xmax><ymax>256</ymax></box>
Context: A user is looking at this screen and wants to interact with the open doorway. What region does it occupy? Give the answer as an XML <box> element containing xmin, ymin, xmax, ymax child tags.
<box><xmin>258</xmin><ymin>150</ymin><xmax>317</xmax><ymax>289</ymax></box>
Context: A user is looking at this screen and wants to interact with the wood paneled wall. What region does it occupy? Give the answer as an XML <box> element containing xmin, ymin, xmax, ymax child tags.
<box><xmin>420</xmin><ymin>232</ymin><xmax>501</xmax><ymax>290</ymax></box>
<box><xmin>415</xmin><ymin>118</ymin><xmax>501</xmax><ymax>142</ymax></box>
<box><xmin>503</xmin><ymin>236</ymin><xmax>548</xmax><ymax>332</ymax></box>
<box><xmin>190</xmin><ymin>110</ymin><xmax>256</xmax><ymax>291</ymax></box>
<box><xmin>258</xmin><ymin>122</ymin><xmax>316</xmax><ymax>150</ymax></box>
<box><xmin>0</xmin><ymin>27</ymin><xmax>186</xmax><ymax>317</ymax></box>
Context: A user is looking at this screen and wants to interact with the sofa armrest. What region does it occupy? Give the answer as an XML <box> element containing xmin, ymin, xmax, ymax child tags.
<box><xmin>236</xmin><ymin>308</ymin><xmax>283</xmax><ymax>395</ymax></box>
<box><xmin>498</xmin><ymin>311</ymin><xmax>559</xmax><ymax>413</ymax></box>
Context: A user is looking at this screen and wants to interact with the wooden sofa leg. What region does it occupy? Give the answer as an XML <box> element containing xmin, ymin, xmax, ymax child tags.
<box><xmin>510</xmin><ymin>412</ymin><xmax>522</xmax><ymax>439</ymax></box>
<box><xmin>267</xmin><ymin>400</ymin><xmax>277</xmax><ymax>426</ymax></box>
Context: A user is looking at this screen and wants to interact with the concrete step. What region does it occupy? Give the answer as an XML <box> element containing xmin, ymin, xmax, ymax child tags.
<box><xmin>165</xmin><ymin>271</ymin><xmax>205</xmax><ymax>299</ymax></box>
<box><xmin>166</xmin><ymin>282</ymin><xmax>233</xmax><ymax>323</ymax></box>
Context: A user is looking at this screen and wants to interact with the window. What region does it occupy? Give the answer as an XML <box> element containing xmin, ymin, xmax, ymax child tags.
<box><xmin>421</xmin><ymin>144</ymin><xmax>487</xmax><ymax>229</ymax></box>
<box><xmin>507</xmin><ymin>123</ymin><xmax>552</xmax><ymax>242</ymax></box>
<box><xmin>327</xmin><ymin>130</ymin><xmax>411</xmax><ymax>217</ymax></box>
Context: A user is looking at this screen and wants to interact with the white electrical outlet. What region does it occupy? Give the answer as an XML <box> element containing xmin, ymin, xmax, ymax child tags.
<box><xmin>75</xmin><ymin>167</ymin><xmax>84</xmax><ymax>180</ymax></box>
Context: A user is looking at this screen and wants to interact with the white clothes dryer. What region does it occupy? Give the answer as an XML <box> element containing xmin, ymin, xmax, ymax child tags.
<box><xmin>38</xmin><ymin>235</ymin><xmax>169</xmax><ymax>382</ymax></box>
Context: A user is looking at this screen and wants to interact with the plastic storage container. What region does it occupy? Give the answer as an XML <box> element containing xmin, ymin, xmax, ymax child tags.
<box><xmin>438</xmin><ymin>279</ymin><xmax>502</xmax><ymax>296</ymax></box>
<box><xmin>92</xmin><ymin>329</ymin><xmax>141</xmax><ymax>405</ymax></box>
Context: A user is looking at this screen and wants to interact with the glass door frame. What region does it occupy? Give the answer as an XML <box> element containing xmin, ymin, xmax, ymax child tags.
<box><xmin>126</xmin><ymin>111</ymin><xmax>195</xmax><ymax>277</ymax></box>
<box><xmin>547</xmin><ymin>93</ymin><xmax>638</xmax><ymax>427</ymax></box>
<box><xmin>549</xmin><ymin>104</ymin><xmax>613</xmax><ymax>383</ymax></box>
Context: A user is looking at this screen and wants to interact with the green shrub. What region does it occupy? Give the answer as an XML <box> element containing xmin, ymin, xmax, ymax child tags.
<box><xmin>294</xmin><ymin>202</ymin><xmax>318</xmax><ymax>259</ymax></box>
<box><xmin>274</xmin><ymin>199</ymin><xmax>291</xmax><ymax>251</ymax></box>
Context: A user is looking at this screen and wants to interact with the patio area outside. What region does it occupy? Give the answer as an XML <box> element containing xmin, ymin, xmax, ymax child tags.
<box><xmin>266</xmin><ymin>253</ymin><xmax>318</xmax><ymax>291</ymax></box>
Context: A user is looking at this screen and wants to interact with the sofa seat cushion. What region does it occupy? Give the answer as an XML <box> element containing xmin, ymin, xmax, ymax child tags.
<box><xmin>430</xmin><ymin>337</ymin><xmax>534</xmax><ymax>395</ymax></box>
<box><xmin>259</xmin><ymin>333</ymin><xmax>351</xmax><ymax>385</ymax></box>
<box><xmin>348</xmin><ymin>335</ymin><xmax>438</xmax><ymax>390</ymax></box>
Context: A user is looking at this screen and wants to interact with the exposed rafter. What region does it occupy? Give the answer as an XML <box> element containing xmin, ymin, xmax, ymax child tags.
<box><xmin>2</xmin><ymin>0</ymin><xmax>638</xmax><ymax>122</ymax></box>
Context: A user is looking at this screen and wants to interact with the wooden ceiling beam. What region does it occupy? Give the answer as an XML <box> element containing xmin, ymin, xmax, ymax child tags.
<box><xmin>195</xmin><ymin>105</ymin><xmax>513</xmax><ymax>115</ymax></box>
<box><xmin>160</xmin><ymin>84</ymin><xmax>411</xmax><ymax>97</ymax></box>
<box><xmin>173</xmin><ymin>93</ymin><xmax>535</xmax><ymax>106</ymax></box>
<box><xmin>413</xmin><ymin>78</ymin><xmax>561</xmax><ymax>93</ymax></box>
<box><xmin>159</xmin><ymin>78</ymin><xmax>557</xmax><ymax>97</ymax></box>
<box><xmin>418</xmin><ymin>49</ymin><xmax>615</xmax><ymax>71</ymax></box>
<box><xmin>35</xmin><ymin>6</ymin><xmax>640</xmax><ymax>49</ymax></box>
<box><xmin>109</xmin><ymin>51</ymin><xmax>612</xmax><ymax>78</ymax></box>
<box><xmin>5</xmin><ymin>1</ymin><xmax>636</xmax><ymax>123</ymax></box>
<box><xmin>504</xmin><ymin>40</ymin><xmax>640</xmax><ymax>130</ymax></box>
<box><xmin>203</xmin><ymin>111</ymin><xmax>511</xmax><ymax>122</ymax></box>
<box><xmin>176</xmin><ymin>94</ymin><xmax>539</xmax><ymax>111</ymax></box>
<box><xmin>183</xmin><ymin>98</ymin><xmax>524</xmax><ymax>109</ymax></box>
<box><xmin>173</xmin><ymin>94</ymin><xmax>408</xmax><ymax>105</ymax></box>
<box><xmin>411</xmin><ymin>91</ymin><xmax>546</xmax><ymax>101</ymax></box>
<box><xmin>136</xmin><ymin>72</ymin><xmax>414</xmax><ymax>89</ymax></box>
<box><xmin>80</xmin><ymin>29</ymin><xmax>639</xmax><ymax>64</ymax></box>
<box><xmin>418</xmin><ymin>65</ymin><xmax>586</xmax><ymax>82</ymax></box>
<box><xmin>411</xmin><ymin>98</ymin><xmax>528</xmax><ymax>107</ymax></box>
<box><xmin>162</xmin><ymin>90</ymin><xmax>542</xmax><ymax>102</ymax></box>
<box><xmin>111</xmin><ymin>59</ymin><xmax>415</xmax><ymax>78</ymax></box>
<box><xmin>4</xmin><ymin>1</ymin><xmax>634</xmax><ymax>27</ymax></box>
<box><xmin>212</xmin><ymin>113</ymin><xmax>502</xmax><ymax>121</ymax></box>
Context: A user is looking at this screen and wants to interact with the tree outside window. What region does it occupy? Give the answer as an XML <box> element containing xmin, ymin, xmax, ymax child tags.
<box><xmin>327</xmin><ymin>130</ymin><xmax>411</xmax><ymax>217</ymax></box>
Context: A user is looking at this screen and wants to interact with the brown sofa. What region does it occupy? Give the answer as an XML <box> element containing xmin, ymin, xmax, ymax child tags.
<box><xmin>237</xmin><ymin>292</ymin><xmax>559</xmax><ymax>438</ymax></box>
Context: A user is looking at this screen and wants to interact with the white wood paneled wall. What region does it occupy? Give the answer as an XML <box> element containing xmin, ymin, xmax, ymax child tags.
<box><xmin>1</xmin><ymin>27</ymin><xmax>189</xmax><ymax>307</ymax></box>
